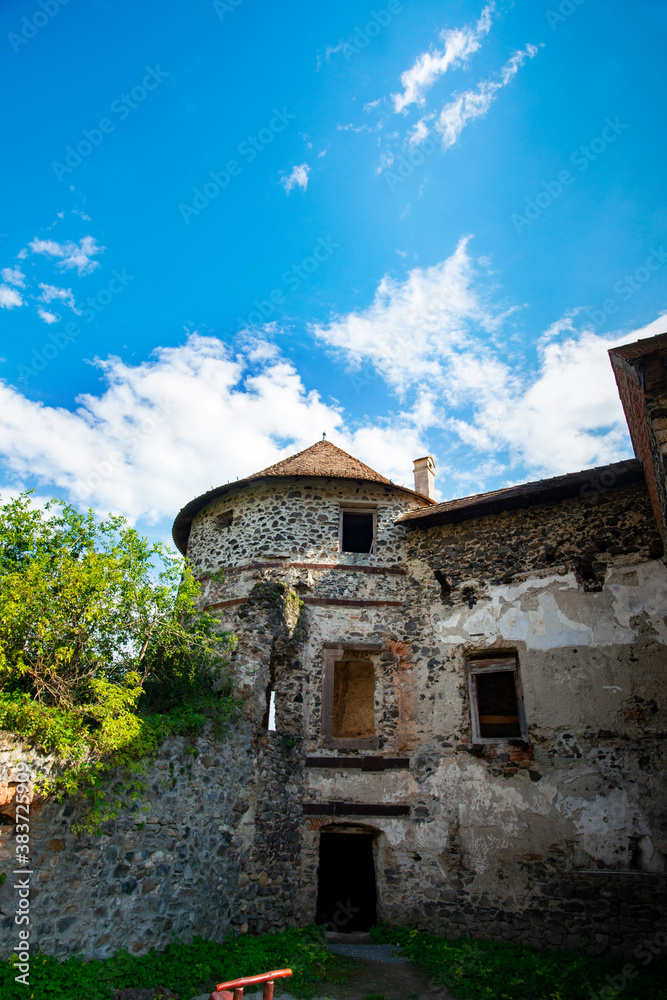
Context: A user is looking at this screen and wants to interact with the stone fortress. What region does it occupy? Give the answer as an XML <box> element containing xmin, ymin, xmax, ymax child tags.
<box><xmin>1</xmin><ymin>332</ymin><xmax>666</xmax><ymax>960</ymax></box>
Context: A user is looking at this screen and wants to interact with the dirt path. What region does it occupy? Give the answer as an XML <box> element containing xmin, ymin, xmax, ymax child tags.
<box><xmin>304</xmin><ymin>953</ymin><xmax>453</xmax><ymax>1000</ymax></box>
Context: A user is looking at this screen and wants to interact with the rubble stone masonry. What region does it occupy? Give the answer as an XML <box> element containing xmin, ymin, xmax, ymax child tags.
<box><xmin>1</xmin><ymin>474</ymin><xmax>666</xmax><ymax>960</ymax></box>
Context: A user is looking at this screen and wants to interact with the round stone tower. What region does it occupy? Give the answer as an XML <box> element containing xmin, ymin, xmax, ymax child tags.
<box><xmin>172</xmin><ymin>439</ymin><xmax>433</xmax><ymax>933</ymax></box>
<box><xmin>173</xmin><ymin>440</ymin><xmax>432</xmax><ymax>726</ymax></box>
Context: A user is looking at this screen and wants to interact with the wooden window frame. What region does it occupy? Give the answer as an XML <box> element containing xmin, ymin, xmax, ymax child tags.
<box><xmin>321</xmin><ymin>643</ymin><xmax>380</xmax><ymax>749</ymax></box>
<box><xmin>467</xmin><ymin>655</ymin><xmax>529</xmax><ymax>744</ymax></box>
<box><xmin>339</xmin><ymin>505</ymin><xmax>377</xmax><ymax>555</ymax></box>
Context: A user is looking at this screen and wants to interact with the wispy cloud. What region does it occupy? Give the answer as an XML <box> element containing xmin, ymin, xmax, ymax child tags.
<box><xmin>1</xmin><ymin>266</ymin><xmax>26</xmax><ymax>287</ymax></box>
<box><xmin>281</xmin><ymin>163</ymin><xmax>311</xmax><ymax>194</ymax></box>
<box><xmin>435</xmin><ymin>44</ymin><xmax>539</xmax><ymax>148</ymax></box>
<box><xmin>311</xmin><ymin>237</ymin><xmax>501</xmax><ymax>394</ymax></box>
<box><xmin>310</xmin><ymin>236</ymin><xmax>648</xmax><ymax>482</ymax></box>
<box><xmin>0</xmin><ymin>285</ymin><xmax>24</xmax><ymax>309</ymax></box>
<box><xmin>37</xmin><ymin>307</ymin><xmax>59</xmax><ymax>324</ymax></box>
<box><xmin>392</xmin><ymin>3</ymin><xmax>496</xmax><ymax>113</ymax></box>
<box><xmin>39</xmin><ymin>283</ymin><xmax>77</xmax><ymax>311</ymax></box>
<box><xmin>26</xmin><ymin>235</ymin><xmax>105</xmax><ymax>274</ymax></box>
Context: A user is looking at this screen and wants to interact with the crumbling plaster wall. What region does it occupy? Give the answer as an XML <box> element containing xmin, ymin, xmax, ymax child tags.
<box><xmin>2</xmin><ymin>476</ymin><xmax>666</xmax><ymax>961</ymax></box>
<box><xmin>191</xmin><ymin>477</ymin><xmax>667</xmax><ymax>955</ymax></box>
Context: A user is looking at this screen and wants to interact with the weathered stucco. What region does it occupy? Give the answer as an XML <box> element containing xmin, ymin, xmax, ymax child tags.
<box><xmin>2</xmin><ymin>470</ymin><xmax>666</xmax><ymax>960</ymax></box>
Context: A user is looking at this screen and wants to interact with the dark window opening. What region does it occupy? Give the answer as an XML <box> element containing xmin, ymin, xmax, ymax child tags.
<box><xmin>316</xmin><ymin>832</ymin><xmax>376</xmax><ymax>932</ymax></box>
<box><xmin>341</xmin><ymin>511</ymin><xmax>374</xmax><ymax>553</ymax></box>
<box><xmin>474</xmin><ymin>670</ymin><xmax>521</xmax><ymax>739</ymax></box>
<box><xmin>332</xmin><ymin>658</ymin><xmax>375</xmax><ymax>738</ymax></box>
<box><xmin>215</xmin><ymin>512</ymin><xmax>233</xmax><ymax>529</ymax></box>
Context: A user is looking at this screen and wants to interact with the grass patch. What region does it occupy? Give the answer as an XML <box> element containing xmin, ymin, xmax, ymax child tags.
<box><xmin>371</xmin><ymin>925</ymin><xmax>667</xmax><ymax>1000</ymax></box>
<box><xmin>0</xmin><ymin>926</ymin><xmax>348</xmax><ymax>1000</ymax></box>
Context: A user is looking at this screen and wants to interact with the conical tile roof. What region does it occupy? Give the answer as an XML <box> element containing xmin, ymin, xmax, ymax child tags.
<box><xmin>249</xmin><ymin>439</ymin><xmax>393</xmax><ymax>485</ymax></box>
<box><xmin>172</xmin><ymin>438</ymin><xmax>432</xmax><ymax>553</ymax></box>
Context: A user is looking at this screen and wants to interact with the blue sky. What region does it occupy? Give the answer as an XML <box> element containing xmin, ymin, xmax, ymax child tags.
<box><xmin>1</xmin><ymin>0</ymin><xmax>666</xmax><ymax>544</ymax></box>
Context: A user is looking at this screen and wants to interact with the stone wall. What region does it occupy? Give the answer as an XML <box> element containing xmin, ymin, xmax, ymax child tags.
<box><xmin>2</xmin><ymin>475</ymin><xmax>666</xmax><ymax>961</ymax></box>
<box><xmin>180</xmin><ymin>476</ymin><xmax>667</xmax><ymax>957</ymax></box>
<box><xmin>0</xmin><ymin>724</ymin><xmax>301</xmax><ymax>960</ymax></box>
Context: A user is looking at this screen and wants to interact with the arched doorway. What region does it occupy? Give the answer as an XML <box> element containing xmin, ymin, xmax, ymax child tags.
<box><xmin>315</xmin><ymin>825</ymin><xmax>377</xmax><ymax>932</ymax></box>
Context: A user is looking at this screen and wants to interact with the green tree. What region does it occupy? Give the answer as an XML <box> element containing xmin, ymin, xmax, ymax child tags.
<box><xmin>0</xmin><ymin>492</ymin><xmax>235</xmax><ymax>825</ymax></box>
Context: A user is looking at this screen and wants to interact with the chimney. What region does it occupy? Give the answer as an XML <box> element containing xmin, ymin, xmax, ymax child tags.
<box><xmin>413</xmin><ymin>455</ymin><xmax>436</xmax><ymax>499</ymax></box>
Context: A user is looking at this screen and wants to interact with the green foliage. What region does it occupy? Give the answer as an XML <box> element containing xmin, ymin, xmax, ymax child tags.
<box><xmin>0</xmin><ymin>926</ymin><xmax>347</xmax><ymax>1000</ymax></box>
<box><xmin>0</xmin><ymin>492</ymin><xmax>236</xmax><ymax>827</ymax></box>
<box><xmin>371</xmin><ymin>925</ymin><xmax>667</xmax><ymax>1000</ymax></box>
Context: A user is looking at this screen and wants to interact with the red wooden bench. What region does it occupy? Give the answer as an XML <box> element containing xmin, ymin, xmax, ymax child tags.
<box><xmin>209</xmin><ymin>968</ymin><xmax>293</xmax><ymax>1000</ymax></box>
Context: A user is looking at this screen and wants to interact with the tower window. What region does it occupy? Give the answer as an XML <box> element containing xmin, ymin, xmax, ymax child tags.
<box><xmin>340</xmin><ymin>509</ymin><xmax>375</xmax><ymax>553</ymax></box>
<box><xmin>468</xmin><ymin>656</ymin><xmax>528</xmax><ymax>742</ymax></box>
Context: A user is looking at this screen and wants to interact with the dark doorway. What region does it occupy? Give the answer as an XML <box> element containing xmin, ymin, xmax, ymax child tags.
<box><xmin>316</xmin><ymin>831</ymin><xmax>377</xmax><ymax>932</ymax></box>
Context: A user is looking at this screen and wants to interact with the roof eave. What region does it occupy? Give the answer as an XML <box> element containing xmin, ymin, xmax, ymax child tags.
<box><xmin>396</xmin><ymin>459</ymin><xmax>644</xmax><ymax>529</ymax></box>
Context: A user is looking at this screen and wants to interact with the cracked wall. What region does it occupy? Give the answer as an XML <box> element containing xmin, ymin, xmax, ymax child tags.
<box><xmin>2</xmin><ymin>474</ymin><xmax>666</xmax><ymax>960</ymax></box>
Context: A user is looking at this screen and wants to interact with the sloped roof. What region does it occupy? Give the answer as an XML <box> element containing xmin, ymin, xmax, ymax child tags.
<box><xmin>250</xmin><ymin>439</ymin><xmax>395</xmax><ymax>484</ymax></box>
<box><xmin>608</xmin><ymin>331</ymin><xmax>667</xmax><ymax>364</ymax></box>
<box><xmin>396</xmin><ymin>459</ymin><xmax>644</xmax><ymax>528</ymax></box>
<box><xmin>172</xmin><ymin>440</ymin><xmax>433</xmax><ymax>554</ymax></box>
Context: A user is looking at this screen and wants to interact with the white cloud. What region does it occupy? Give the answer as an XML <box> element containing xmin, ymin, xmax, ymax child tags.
<box><xmin>375</xmin><ymin>150</ymin><xmax>395</xmax><ymax>175</ymax></box>
<box><xmin>0</xmin><ymin>285</ymin><xmax>24</xmax><ymax>309</ymax></box>
<box><xmin>281</xmin><ymin>163</ymin><xmax>311</xmax><ymax>194</ymax></box>
<box><xmin>436</xmin><ymin>44</ymin><xmax>539</xmax><ymax>148</ymax></box>
<box><xmin>0</xmin><ymin>485</ymin><xmax>55</xmax><ymax>510</ymax></box>
<box><xmin>37</xmin><ymin>307</ymin><xmax>59</xmax><ymax>324</ymax></box>
<box><xmin>311</xmin><ymin>237</ymin><xmax>500</xmax><ymax>394</ymax></box>
<box><xmin>408</xmin><ymin>118</ymin><xmax>431</xmax><ymax>147</ymax></box>
<box><xmin>0</xmin><ymin>336</ymin><xmax>344</xmax><ymax>524</ymax></box>
<box><xmin>39</xmin><ymin>283</ymin><xmax>77</xmax><ymax>311</ymax></box>
<box><xmin>0</xmin><ymin>335</ymin><xmax>441</xmax><ymax>524</ymax></box>
<box><xmin>310</xmin><ymin>235</ymin><xmax>660</xmax><ymax>482</ymax></box>
<box><xmin>453</xmin><ymin>315</ymin><xmax>667</xmax><ymax>478</ymax></box>
<box><xmin>1</xmin><ymin>266</ymin><xmax>26</xmax><ymax>287</ymax></box>
<box><xmin>27</xmin><ymin>235</ymin><xmax>104</xmax><ymax>274</ymax></box>
<box><xmin>392</xmin><ymin>3</ymin><xmax>496</xmax><ymax>113</ymax></box>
